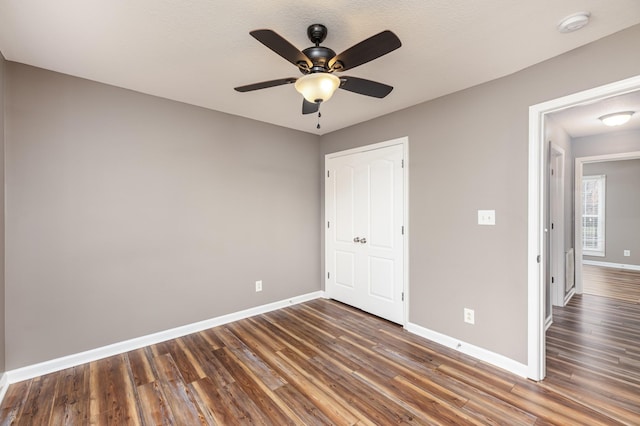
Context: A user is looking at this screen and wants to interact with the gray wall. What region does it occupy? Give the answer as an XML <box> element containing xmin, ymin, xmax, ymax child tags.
<box><xmin>573</xmin><ymin>128</ymin><xmax>640</xmax><ymax>158</ymax></box>
<box><xmin>5</xmin><ymin>63</ymin><xmax>321</xmax><ymax>369</ymax></box>
<box><xmin>0</xmin><ymin>52</ymin><xmax>5</xmax><ymax>374</ymax></box>
<box><xmin>320</xmin><ymin>25</ymin><xmax>640</xmax><ymax>364</ymax></box>
<box><xmin>583</xmin><ymin>159</ymin><xmax>640</xmax><ymax>266</ymax></box>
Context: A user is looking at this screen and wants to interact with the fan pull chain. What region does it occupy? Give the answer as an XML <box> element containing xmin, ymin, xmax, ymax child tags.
<box><xmin>317</xmin><ymin>110</ymin><xmax>322</xmax><ymax>130</ymax></box>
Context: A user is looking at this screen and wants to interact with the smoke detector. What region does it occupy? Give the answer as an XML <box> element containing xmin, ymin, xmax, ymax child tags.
<box><xmin>557</xmin><ymin>12</ymin><xmax>591</xmax><ymax>33</ymax></box>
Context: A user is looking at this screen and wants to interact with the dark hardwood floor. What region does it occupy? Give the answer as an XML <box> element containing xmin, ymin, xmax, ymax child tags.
<box><xmin>583</xmin><ymin>264</ymin><xmax>640</xmax><ymax>303</ymax></box>
<box><xmin>544</xmin><ymin>265</ymin><xmax>640</xmax><ymax>425</ymax></box>
<box><xmin>1</xmin><ymin>296</ymin><xmax>639</xmax><ymax>425</ymax></box>
<box><xmin>545</xmin><ymin>293</ymin><xmax>640</xmax><ymax>424</ymax></box>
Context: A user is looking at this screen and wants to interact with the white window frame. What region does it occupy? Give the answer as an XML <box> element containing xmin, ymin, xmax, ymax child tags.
<box><xmin>582</xmin><ymin>174</ymin><xmax>606</xmax><ymax>257</ymax></box>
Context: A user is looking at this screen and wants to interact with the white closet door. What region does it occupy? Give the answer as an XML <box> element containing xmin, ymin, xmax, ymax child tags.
<box><xmin>326</xmin><ymin>143</ymin><xmax>404</xmax><ymax>324</ymax></box>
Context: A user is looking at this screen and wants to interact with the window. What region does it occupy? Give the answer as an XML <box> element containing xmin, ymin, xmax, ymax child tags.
<box><xmin>582</xmin><ymin>174</ymin><xmax>606</xmax><ymax>256</ymax></box>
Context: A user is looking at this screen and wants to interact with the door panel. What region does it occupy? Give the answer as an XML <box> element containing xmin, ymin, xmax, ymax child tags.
<box><xmin>369</xmin><ymin>257</ymin><xmax>394</xmax><ymax>300</ymax></box>
<box><xmin>335</xmin><ymin>251</ymin><xmax>355</xmax><ymax>288</ymax></box>
<box><xmin>370</xmin><ymin>158</ymin><xmax>395</xmax><ymax>248</ymax></box>
<box><xmin>335</xmin><ymin>166</ymin><xmax>355</xmax><ymax>243</ymax></box>
<box><xmin>326</xmin><ymin>143</ymin><xmax>404</xmax><ymax>324</ymax></box>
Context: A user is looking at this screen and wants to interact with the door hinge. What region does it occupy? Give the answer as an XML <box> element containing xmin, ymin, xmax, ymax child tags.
<box><xmin>552</xmin><ymin>277</ymin><xmax>555</xmax><ymax>284</ymax></box>
<box><xmin>328</xmin><ymin>272</ymin><xmax>330</xmax><ymax>279</ymax></box>
<box><xmin>551</xmin><ymin>223</ymin><xmax>554</xmax><ymax>230</ymax></box>
<box><xmin>401</xmin><ymin>159</ymin><xmax>404</xmax><ymax>168</ymax></box>
<box><xmin>401</xmin><ymin>225</ymin><xmax>404</xmax><ymax>235</ymax></box>
<box><xmin>537</xmin><ymin>255</ymin><xmax>541</xmax><ymax>263</ymax></box>
<box><xmin>327</xmin><ymin>170</ymin><xmax>330</xmax><ymax>178</ymax></box>
<box><xmin>551</xmin><ymin>169</ymin><xmax>554</xmax><ymax>176</ymax></box>
<box><xmin>327</xmin><ymin>221</ymin><xmax>330</xmax><ymax>229</ymax></box>
<box><xmin>401</xmin><ymin>292</ymin><xmax>404</xmax><ymax>301</ymax></box>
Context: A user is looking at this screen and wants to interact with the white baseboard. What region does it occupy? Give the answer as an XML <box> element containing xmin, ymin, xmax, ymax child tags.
<box><xmin>583</xmin><ymin>259</ymin><xmax>640</xmax><ymax>271</ymax></box>
<box><xmin>545</xmin><ymin>315</ymin><xmax>553</xmax><ymax>331</ymax></box>
<box><xmin>5</xmin><ymin>291</ymin><xmax>325</xmax><ymax>385</ymax></box>
<box><xmin>564</xmin><ymin>288</ymin><xmax>576</xmax><ymax>305</ymax></box>
<box><xmin>0</xmin><ymin>373</ymin><xmax>8</xmax><ymax>405</ymax></box>
<box><xmin>405</xmin><ymin>322</ymin><xmax>529</xmax><ymax>379</ymax></box>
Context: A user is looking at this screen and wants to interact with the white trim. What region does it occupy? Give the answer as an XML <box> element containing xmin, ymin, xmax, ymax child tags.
<box><xmin>528</xmin><ymin>73</ymin><xmax>640</xmax><ymax>381</ymax></box>
<box><xmin>575</xmin><ymin>159</ymin><xmax>585</xmax><ymax>294</ymax></box>
<box><xmin>583</xmin><ymin>259</ymin><xmax>640</xmax><ymax>272</ymax></box>
<box><xmin>325</xmin><ymin>137</ymin><xmax>407</xmax><ymax>159</ymax></box>
<box><xmin>402</xmin><ymin>139</ymin><xmax>410</xmax><ymax>326</ymax></box>
<box><xmin>0</xmin><ymin>373</ymin><xmax>9</xmax><ymax>405</ymax></box>
<box><xmin>549</xmin><ymin>143</ymin><xmax>566</xmax><ymax>307</ymax></box>
<box><xmin>583</xmin><ymin>251</ymin><xmax>605</xmax><ymax>257</ymax></box>
<box><xmin>406</xmin><ymin>322</ymin><xmax>528</xmax><ymax>378</ymax></box>
<box><xmin>325</xmin><ymin>136</ymin><xmax>410</xmax><ymax>327</ymax></box>
<box><xmin>581</xmin><ymin>174</ymin><xmax>606</xmax><ymax>257</ymax></box>
<box><xmin>528</xmin><ymin>95</ymin><xmax>546</xmax><ymax>381</ymax></box>
<box><xmin>544</xmin><ymin>316</ymin><xmax>553</xmax><ymax>331</ymax></box>
<box><xmin>5</xmin><ymin>291</ymin><xmax>324</xmax><ymax>384</ymax></box>
<box><xmin>564</xmin><ymin>287</ymin><xmax>576</xmax><ymax>306</ymax></box>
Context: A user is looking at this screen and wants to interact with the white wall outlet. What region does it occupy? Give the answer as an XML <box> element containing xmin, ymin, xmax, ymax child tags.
<box><xmin>478</xmin><ymin>210</ymin><xmax>496</xmax><ymax>225</ymax></box>
<box><xmin>255</xmin><ymin>280</ymin><xmax>263</xmax><ymax>292</ymax></box>
<box><xmin>464</xmin><ymin>308</ymin><xmax>475</xmax><ymax>324</ymax></box>
<box><xmin>624</xmin><ymin>250</ymin><xmax>631</xmax><ymax>257</ymax></box>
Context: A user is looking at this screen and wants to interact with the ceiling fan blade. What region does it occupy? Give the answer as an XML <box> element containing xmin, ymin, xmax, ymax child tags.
<box><xmin>339</xmin><ymin>76</ymin><xmax>393</xmax><ymax>98</ymax></box>
<box><xmin>250</xmin><ymin>29</ymin><xmax>313</xmax><ymax>69</ymax></box>
<box><xmin>302</xmin><ymin>99</ymin><xmax>320</xmax><ymax>115</ymax></box>
<box><xmin>329</xmin><ymin>30</ymin><xmax>401</xmax><ymax>72</ymax></box>
<box><xmin>234</xmin><ymin>77</ymin><xmax>297</xmax><ymax>92</ymax></box>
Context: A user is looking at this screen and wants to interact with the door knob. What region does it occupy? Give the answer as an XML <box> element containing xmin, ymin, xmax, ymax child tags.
<box><xmin>360</xmin><ymin>238</ymin><xmax>367</xmax><ymax>244</ymax></box>
<box><xmin>353</xmin><ymin>237</ymin><xmax>360</xmax><ymax>243</ymax></box>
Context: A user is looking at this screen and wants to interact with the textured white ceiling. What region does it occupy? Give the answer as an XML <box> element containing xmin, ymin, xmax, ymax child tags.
<box><xmin>1</xmin><ymin>0</ymin><xmax>640</xmax><ymax>135</ymax></box>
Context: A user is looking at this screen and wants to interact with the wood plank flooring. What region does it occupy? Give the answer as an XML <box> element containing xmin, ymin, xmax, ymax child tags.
<box><xmin>583</xmin><ymin>264</ymin><xmax>640</xmax><ymax>303</ymax></box>
<box><xmin>1</xmin><ymin>297</ymin><xmax>639</xmax><ymax>425</ymax></box>
<box><xmin>545</xmin><ymin>292</ymin><xmax>640</xmax><ymax>425</ymax></box>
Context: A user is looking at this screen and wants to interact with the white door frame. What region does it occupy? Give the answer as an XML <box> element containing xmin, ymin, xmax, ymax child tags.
<box><xmin>325</xmin><ymin>136</ymin><xmax>410</xmax><ymax>326</ymax></box>
<box><xmin>574</xmin><ymin>151</ymin><xmax>640</xmax><ymax>294</ymax></box>
<box><xmin>549</xmin><ymin>143</ymin><xmax>566</xmax><ymax>307</ymax></box>
<box><xmin>528</xmin><ymin>74</ymin><xmax>640</xmax><ymax>381</ymax></box>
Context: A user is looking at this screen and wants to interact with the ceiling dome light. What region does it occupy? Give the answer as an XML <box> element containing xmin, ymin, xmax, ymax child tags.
<box><xmin>599</xmin><ymin>111</ymin><xmax>635</xmax><ymax>127</ymax></box>
<box><xmin>557</xmin><ymin>12</ymin><xmax>591</xmax><ymax>33</ymax></box>
<box><xmin>295</xmin><ymin>73</ymin><xmax>340</xmax><ymax>104</ymax></box>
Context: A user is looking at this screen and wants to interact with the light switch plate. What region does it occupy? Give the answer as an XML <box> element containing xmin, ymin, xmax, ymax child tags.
<box><xmin>624</xmin><ymin>250</ymin><xmax>631</xmax><ymax>257</ymax></box>
<box><xmin>478</xmin><ymin>210</ymin><xmax>496</xmax><ymax>225</ymax></box>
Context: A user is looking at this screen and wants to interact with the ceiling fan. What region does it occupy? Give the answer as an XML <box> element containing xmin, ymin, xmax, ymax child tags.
<box><xmin>234</xmin><ymin>24</ymin><xmax>402</xmax><ymax>116</ymax></box>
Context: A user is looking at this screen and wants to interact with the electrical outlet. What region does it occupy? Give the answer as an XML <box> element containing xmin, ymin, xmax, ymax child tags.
<box><xmin>624</xmin><ymin>250</ymin><xmax>631</xmax><ymax>257</ymax></box>
<box><xmin>255</xmin><ymin>280</ymin><xmax>262</xmax><ymax>292</ymax></box>
<box><xmin>478</xmin><ymin>210</ymin><xmax>496</xmax><ymax>225</ymax></box>
<box><xmin>464</xmin><ymin>308</ymin><xmax>475</xmax><ymax>325</ymax></box>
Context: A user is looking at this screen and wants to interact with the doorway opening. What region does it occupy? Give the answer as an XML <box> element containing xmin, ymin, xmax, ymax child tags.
<box><xmin>528</xmin><ymin>74</ymin><xmax>640</xmax><ymax>381</ymax></box>
<box><xmin>574</xmin><ymin>152</ymin><xmax>640</xmax><ymax>294</ymax></box>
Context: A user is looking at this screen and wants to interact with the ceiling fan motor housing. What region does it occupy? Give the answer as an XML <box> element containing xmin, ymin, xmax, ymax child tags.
<box><xmin>301</xmin><ymin>46</ymin><xmax>336</xmax><ymax>73</ymax></box>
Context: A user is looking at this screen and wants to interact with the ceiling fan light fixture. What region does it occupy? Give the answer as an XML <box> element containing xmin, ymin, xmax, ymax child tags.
<box><xmin>295</xmin><ymin>73</ymin><xmax>340</xmax><ymax>103</ymax></box>
<box><xmin>599</xmin><ymin>111</ymin><xmax>635</xmax><ymax>127</ymax></box>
